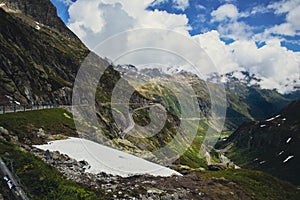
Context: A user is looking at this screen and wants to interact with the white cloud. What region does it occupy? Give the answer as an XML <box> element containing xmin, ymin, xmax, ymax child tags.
<box><xmin>211</xmin><ymin>4</ymin><xmax>253</xmax><ymax>40</ymax></box>
<box><xmin>287</xmin><ymin>6</ymin><xmax>300</xmax><ymax>30</ymax></box>
<box><xmin>268</xmin><ymin>0</ymin><xmax>300</xmax><ymax>14</ymax></box>
<box><xmin>193</xmin><ymin>31</ymin><xmax>300</xmax><ymax>93</ymax></box>
<box><xmin>218</xmin><ymin>21</ymin><xmax>253</xmax><ymax>40</ymax></box>
<box><xmin>68</xmin><ymin>1</ymin><xmax>106</xmax><ymax>35</ymax></box>
<box><xmin>150</xmin><ymin>0</ymin><xmax>189</xmax><ymax>11</ymax></box>
<box><xmin>211</xmin><ymin>4</ymin><xmax>238</xmax><ymax>22</ymax></box>
<box><xmin>67</xmin><ymin>0</ymin><xmax>300</xmax><ymax>93</ymax></box>
<box><xmin>57</xmin><ymin>0</ymin><xmax>74</xmax><ymax>6</ymax></box>
<box><xmin>172</xmin><ymin>0</ymin><xmax>189</xmax><ymax>11</ymax></box>
<box><xmin>68</xmin><ymin>0</ymin><xmax>190</xmax><ymax>49</ymax></box>
<box><xmin>195</xmin><ymin>4</ymin><xmax>206</xmax><ymax>10</ymax></box>
<box><xmin>265</xmin><ymin>0</ymin><xmax>300</xmax><ymax>37</ymax></box>
<box><xmin>265</xmin><ymin>23</ymin><xmax>296</xmax><ymax>37</ymax></box>
<box><xmin>193</xmin><ymin>30</ymin><xmax>240</xmax><ymax>74</ymax></box>
<box><xmin>229</xmin><ymin>39</ymin><xmax>300</xmax><ymax>93</ymax></box>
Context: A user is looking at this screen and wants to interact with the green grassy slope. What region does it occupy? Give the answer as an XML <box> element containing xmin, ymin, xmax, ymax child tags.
<box><xmin>217</xmin><ymin>99</ymin><xmax>300</xmax><ymax>185</ymax></box>
<box><xmin>202</xmin><ymin>169</ymin><xmax>300</xmax><ymax>200</ymax></box>
<box><xmin>0</xmin><ymin>108</ymin><xmax>77</xmax><ymax>144</ymax></box>
<box><xmin>0</xmin><ymin>139</ymin><xmax>101</xmax><ymax>199</ymax></box>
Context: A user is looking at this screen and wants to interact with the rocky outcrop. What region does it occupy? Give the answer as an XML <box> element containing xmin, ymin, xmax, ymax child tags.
<box><xmin>5</xmin><ymin>0</ymin><xmax>77</xmax><ymax>38</ymax></box>
<box><xmin>219</xmin><ymin>99</ymin><xmax>300</xmax><ymax>185</ymax></box>
<box><xmin>0</xmin><ymin>6</ymin><xmax>88</xmax><ymax>104</ymax></box>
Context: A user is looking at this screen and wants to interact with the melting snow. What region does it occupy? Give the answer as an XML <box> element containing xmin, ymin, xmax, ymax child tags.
<box><xmin>0</xmin><ymin>3</ymin><xmax>5</xmax><ymax>7</ymax></box>
<box><xmin>35</xmin><ymin>25</ymin><xmax>41</xmax><ymax>30</ymax></box>
<box><xmin>34</xmin><ymin>137</ymin><xmax>181</xmax><ymax>177</ymax></box>
<box><xmin>286</xmin><ymin>137</ymin><xmax>292</xmax><ymax>143</ymax></box>
<box><xmin>260</xmin><ymin>124</ymin><xmax>266</xmax><ymax>128</ymax></box>
<box><xmin>278</xmin><ymin>124</ymin><xmax>281</xmax><ymax>127</ymax></box>
<box><xmin>283</xmin><ymin>155</ymin><xmax>294</xmax><ymax>163</ymax></box>
<box><xmin>278</xmin><ymin>151</ymin><xmax>284</xmax><ymax>155</ymax></box>
<box><xmin>259</xmin><ymin>161</ymin><xmax>266</xmax><ymax>164</ymax></box>
<box><xmin>5</xmin><ymin>95</ymin><xmax>13</xmax><ymax>100</ymax></box>
<box><xmin>282</xmin><ymin>118</ymin><xmax>286</xmax><ymax>121</ymax></box>
<box><xmin>266</xmin><ymin>115</ymin><xmax>281</xmax><ymax>122</ymax></box>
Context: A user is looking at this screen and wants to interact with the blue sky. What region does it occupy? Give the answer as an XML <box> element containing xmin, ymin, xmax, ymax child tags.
<box><xmin>51</xmin><ymin>0</ymin><xmax>300</xmax><ymax>51</ymax></box>
<box><xmin>50</xmin><ymin>0</ymin><xmax>300</xmax><ymax>93</ymax></box>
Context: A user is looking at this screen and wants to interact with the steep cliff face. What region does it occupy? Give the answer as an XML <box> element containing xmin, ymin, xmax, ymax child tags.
<box><xmin>0</xmin><ymin>5</ymin><xmax>88</xmax><ymax>104</ymax></box>
<box><xmin>218</xmin><ymin>99</ymin><xmax>300</xmax><ymax>185</ymax></box>
<box><xmin>4</xmin><ymin>0</ymin><xmax>76</xmax><ymax>38</ymax></box>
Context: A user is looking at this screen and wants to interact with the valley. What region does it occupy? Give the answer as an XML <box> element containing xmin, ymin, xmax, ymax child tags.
<box><xmin>0</xmin><ymin>0</ymin><xmax>300</xmax><ymax>199</ymax></box>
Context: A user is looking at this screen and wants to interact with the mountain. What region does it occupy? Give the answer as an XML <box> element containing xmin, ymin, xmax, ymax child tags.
<box><xmin>4</xmin><ymin>0</ymin><xmax>75</xmax><ymax>37</ymax></box>
<box><xmin>115</xmin><ymin>66</ymin><xmax>294</xmax><ymax>130</ymax></box>
<box><xmin>1</xmin><ymin>0</ymin><xmax>296</xmax><ymax>172</ymax></box>
<box><xmin>217</xmin><ymin>98</ymin><xmax>300</xmax><ymax>185</ymax></box>
<box><xmin>1</xmin><ymin>1</ymin><xmax>300</xmax><ymax>199</ymax></box>
<box><xmin>0</xmin><ymin>0</ymin><xmax>88</xmax><ymax>104</ymax></box>
<box><xmin>0</xmin><ymin>0</ymin><xmax>205</xmax><ymax>169</ymax></box>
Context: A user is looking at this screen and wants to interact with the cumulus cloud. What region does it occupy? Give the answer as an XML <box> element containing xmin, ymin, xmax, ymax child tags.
<box><xmin>210</xmin><ymin>4</ymin><xmax>253</xmax><ymax>40</ymax></box>
<box><xmin>193</xmin><ymin>31</ymin><xmax>300</xmax><ymax>93</ymax></box>
<box><xmin>68</xmin><ymin>0</ymin><xmax>190</xmax><ymax>48</ymax></box>
<box><xmin>211</xmin><ymin>4</ymin><xmax>239</xmax><ymax>22</ymax></box>
<box><xmin>229</xmin><ymin>39</ymin><xmax>300</xmax><ymax>93</ymax></box>
<box><xmin>266</xmin><ymin>0</ymin><xmax>300</xmax><ymax>36</ymax></box>
<box><xmin>193</xmin><ymin>31</ymin><xmax>240</xmax><ymax>74</ymax></box>
<box><xmin>218</xmin><ymin>21</ymin><xmax>253</xmax><ymax>40</ymax></box>
<box><xmin>172</xmin><ymin>0</ymin><xmax>189</xmax><ymax>11</ymax></box>
<box><xmin>150</xmin><ymin>0</ymin><xmax>189</xmax><ymax>11</ymax></box>
<box><xmin>67</xmin><ymin>0</ymin><xmax>300</xmax><ymax>93</ymax></box>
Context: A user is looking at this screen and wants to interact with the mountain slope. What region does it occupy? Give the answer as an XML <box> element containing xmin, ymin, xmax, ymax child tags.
<box><xmin>0</xmin><ymin>4</ymin><xmax>88</xmax><ymax>104</ymax></box>
<box><xmin>0</xmin><ymin>1</ymin><xmax>207</xmax><ymax>169</ymax></box>
<box><xmin>4</xmin><ymin>0</ymin><xmax>75</xmax><ymax>37</ymax></box>
<box><xmin>217</xmin><ymin>98</ymin><xmax>300</xmax><ymax>185</ymax></box>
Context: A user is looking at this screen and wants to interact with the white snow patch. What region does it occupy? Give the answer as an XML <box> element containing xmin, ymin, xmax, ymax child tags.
<box><xmin>253</xmin><ymin>158</ymin><xmax>258</xmax><ymax>161</ymax></box>
<box><xmin>35</xmin><ymin>25</ymin><xmax>41</xmax><ymax>30</ymax></box>
<box><xmin>14</xmin><ymin>101</ymin><xmax>20</xmax><ymax>105</ymax></box>
<box><xmin>5</xmin><ymin>95</ymin><xmax>13</xmax><ymax>100</ymax></box>
<box><xmin>278</xmin><ymin>151</ymin><xmax>284</xmax><ymax>156</ymax></box>
<box><xmin>282</xmin><ymin>118</ymin><xmax>286</xmax><ymax>121</ymax></box>
<box><xmin>286</xmin><ymin>137</ymin><xmax>292</xmax><ymax>143</ymax></box>
<box><xmin>34</xmin><ymin>137</ymin><xmax>181</xmax><ymax>177</ymax></box>
<box><xmin>234</xmin><ymin>165</ymin><xmax>241</xmax><ymax>169</ymax></box>
<box><xmin>260</xmin><ymin>124</ymin><xmax>266</xmax><ymax>128</ymax></box>
<box><xmin>278</xmin><ymin>124</ymin><xmax>281</xmax><ymax>127</ymax></box>
<box><xmin>259</xmin><ymin>160</ymin><xmax>266</xmax><ymax>164</ymax></box>
<box><xmin>283</xmin><ymin>155</ymin><xmax>294</xmax><ymax>163</ymax></box>
<box><xmin>266</xmin><ymin>115</ymin><xmax>281</xmax><ymax>122</ymax></box>
<box><xmin>0</xmin><ymin>3</ymin><xmax>5</xmax><ymax>7</ymax></box>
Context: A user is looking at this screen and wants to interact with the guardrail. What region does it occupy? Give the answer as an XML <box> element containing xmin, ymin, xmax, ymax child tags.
<box><xmin>0</xmin><ymin>104</ymin><xmax>61</xmax><ymax>115</ymax></box>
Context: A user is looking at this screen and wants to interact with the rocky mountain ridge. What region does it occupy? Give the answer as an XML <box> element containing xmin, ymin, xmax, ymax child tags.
<box><xmin>217</xmin><ymin>98</ymin><xmax>300</xmax><ymax>185</ymax></box>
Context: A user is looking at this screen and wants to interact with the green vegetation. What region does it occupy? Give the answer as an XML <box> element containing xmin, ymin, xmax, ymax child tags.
<box><xmin>217</xmin><ymin>99</ymin><xmax>300</xmax><ymax>185</ymax></box>
<box><xmin>0</xmin><ymin>139</ymin><xmax>101</xmax><ymax>200</ymax></box>
<box><xmin>202</xmin><ymin>169</ymin><xmax>300</xmax><ymax>200</ymax></box>
<box><xmin>0</xmin><ymin>108</ymin><xmax>77</xmax><ymax>144</ymax></box>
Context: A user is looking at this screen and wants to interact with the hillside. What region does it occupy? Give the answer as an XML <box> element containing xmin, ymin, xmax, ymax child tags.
<box><xmin>217</xmin><ymin>99</ymin><xmax>300</xmax><ymax>185</ymax></box>
<box><xmin>0</xmin><ymin>0</ymin><xmax>300</xmax><ymax>199</ymax></box>
<box><xmin>1</xmin><ymin>108</ymin><xmax>300</xmax><ymax>199</ymax></box>
<box><xmin>115</xmin><ymin>66</ymin><xmax>293</xmax><ymax>130</ymax></box>
<box><xmin>0</xmin><ymin>2</ymin><xmax>86</xmax><ymax>104</ymax></box>
<box><xmin>0</xmin><ymin>0</ymin><xmax>205</xmax><ymax>168</ymax></box>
